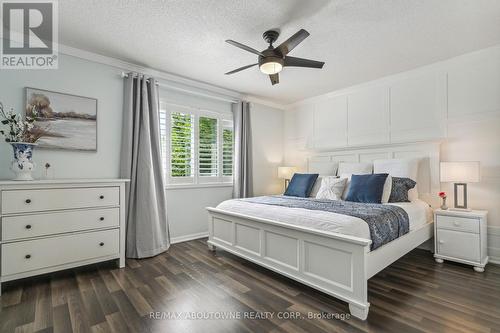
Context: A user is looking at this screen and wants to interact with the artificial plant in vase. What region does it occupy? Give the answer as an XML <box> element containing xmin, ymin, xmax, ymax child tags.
<box><xmin>0</xmin><ymin>102</ymin><xmax>45</xmax><ymax>180</ymax></box>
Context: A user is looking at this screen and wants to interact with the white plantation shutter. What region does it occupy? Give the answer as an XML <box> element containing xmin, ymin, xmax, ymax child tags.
<box><xmin>222</xmin><ymin>119</ymin><xmax>234</xmax><ymax>177</ymax></box>
<box><xmin>170</xmin><ymin>111</ymin><xmax>194</xmax><ymax>180</ymax></box>
<box><xmin>160</xmin><ymin>102</ymin><xmax>233</xmax><ymax>186</ymax></box>
<box><xmin>198</xmin><ymin>116</ymin><xmax>218</xmax><ymax>178</ymax></box>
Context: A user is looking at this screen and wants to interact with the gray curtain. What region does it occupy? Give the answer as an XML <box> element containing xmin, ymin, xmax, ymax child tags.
<box><xmin>232</xmin><ymin>101</ymin><xmax>253</xmax><ymax>198</ymax></box>
<box><xmin>120</xmin><ymin>73</ymin><xmax>170</xmax><ymax>258</ymax></box>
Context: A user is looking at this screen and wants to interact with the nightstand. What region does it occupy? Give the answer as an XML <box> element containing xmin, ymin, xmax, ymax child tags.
<box><xmin>434</xmin><ymin>209</ymin><xmax>488</xmax><ymax>272</ymax></box>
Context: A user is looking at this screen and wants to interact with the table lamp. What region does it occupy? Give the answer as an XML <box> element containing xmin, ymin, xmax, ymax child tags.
<box><xmin>278</xmin><ymin>166</ymin><xmax>297</xmax><ymax>191</ymax></box>
<box><xmin>440</xmin><ymin>161</ymin><xmax>480</xmax><ymax>211</ymax></box>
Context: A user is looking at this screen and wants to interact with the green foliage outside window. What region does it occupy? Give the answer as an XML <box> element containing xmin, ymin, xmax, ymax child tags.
<box><xmin>170</xmin><ymin>112</ymin><xmax>193</xmax><ymax>177</ymax></box>
<box><xmin>223</xmin><ymin>128</ymin><xmax>233</xmax><ymax>176</ymax></box>
<box><xmin>199</xmin><ymin>116</ymin><xmax>218</xmax><ymax>176</ymax></box>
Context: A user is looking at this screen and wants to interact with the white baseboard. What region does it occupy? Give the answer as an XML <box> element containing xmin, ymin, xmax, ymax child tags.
<box><xmin>171</xmin><ymin>232</ymin><xmax>208</xmax><ymax>244</ymax></box>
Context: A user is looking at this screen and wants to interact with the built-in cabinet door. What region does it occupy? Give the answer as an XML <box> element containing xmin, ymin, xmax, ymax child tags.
<box><xmin>313</xmin><ymin>95</ymin><xmax>348</xmax><ymax>149</ymax></box>
<box><xmin>347</xmin><ymin>86</ymin><xmax>390</xmax><ymax>146</ymax></box>
<box><xmin>390</xmin><ymin>72</ymin><xmax>447</xmax><ymax>142</ymax></box>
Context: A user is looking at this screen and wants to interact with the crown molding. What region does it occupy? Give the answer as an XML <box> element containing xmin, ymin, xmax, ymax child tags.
<box><xmin>244</xmin><ymin>95</ymin><xmax>287</xmax><ymax>110</ymax></box>
<box><xmin>58</xmin><ymin>44</ymin><xmax>246</xmax><ymax>101</ymax></box>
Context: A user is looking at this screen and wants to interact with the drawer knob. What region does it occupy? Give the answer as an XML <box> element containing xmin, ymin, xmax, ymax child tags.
<box><xmin>99</xmin><ymin>195</ymin><xmax>104</xmax><ymax>199</ymax></box>
<box><xmin>25</xmin><ymin>199</ymin><xmax>31</xmax><ymax>204</ymax></box>
<box><xmin>25</xmin><ymin>224</ymin><xmax>32</xmax><ymax>229</ymax></box>
<box><xmin>25</xmin><ymin>254</ymin><xmax>31</xmax><ymax>259</ymax></box>
<box><xmin>439</xmin><ymin>240</ymin><xmax>445</xmax><ymax>244</ymax></box>
<box><xmin>100</xmin><ymin>217</ymin><xmax>105</xmax><ymax>221</ymax></box>
<box><xmin>99</xmin><ymin>242</ymin><xmax>104</xmax><ymax>246</ymax></box>
<box><xmin>453</xmin><ymin>222</ymin><xmax>460</xmax><ymax>226</ymax></box>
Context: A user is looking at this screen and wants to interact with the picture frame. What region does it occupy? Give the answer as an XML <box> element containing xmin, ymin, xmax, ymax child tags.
<box><xmin>24</xmin><ymin>87</ymin><xmax>98</xmax><ymax>151</ymax></box>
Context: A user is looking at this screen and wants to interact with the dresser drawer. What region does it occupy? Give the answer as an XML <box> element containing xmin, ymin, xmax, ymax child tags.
<box><xmin>2</xmin><ymin>208</ymin><xmax>119</xmax><ymax>241</ymax></box>
<box><xmin>1</xmin><ymin>229</ymin><xmax>119</xmax><ymax>276</ymax></box>
<box><xmin>437</xmin><ymin>229</ymin><xmax>480</xmax><ymax>262</ymax></box>
<box><xmin>436</xmin><ymin>214</ymin><xmax>479</xmax><ymax>234</ymax></box>
<box><xmin>1</xmin><ymin>187</ymin><xmax>119</xmax><ymax>214</ymax></box>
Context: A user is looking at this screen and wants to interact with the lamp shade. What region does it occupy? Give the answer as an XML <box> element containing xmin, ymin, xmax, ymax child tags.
<box><xmin>440</xmin><ymin>161</ymin><xmax>480</xmax><ymax>183</ymax></box>
<box><xmin>278</xmin><ymin>166</ymin><xmax>297</xmax><ymax>180</ymax></box>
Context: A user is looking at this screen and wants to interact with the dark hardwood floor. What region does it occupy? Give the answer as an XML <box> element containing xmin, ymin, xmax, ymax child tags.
<box><xmin>1</xmin><ymin>238</ymin><xmax>499</xmax><ymax>333</ymax></box>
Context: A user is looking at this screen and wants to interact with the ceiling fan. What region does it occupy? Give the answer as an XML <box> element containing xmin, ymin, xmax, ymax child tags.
<box><xmin>225</xmin><ymin>29</ymin><xmax>325</xmax><ymax>85</ymax></box>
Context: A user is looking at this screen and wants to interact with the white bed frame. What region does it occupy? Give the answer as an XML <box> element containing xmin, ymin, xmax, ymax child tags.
<box><xmin>207</xmin><ymin>142</ymin><xmax>440</xmax><ymax>320</ymax></box>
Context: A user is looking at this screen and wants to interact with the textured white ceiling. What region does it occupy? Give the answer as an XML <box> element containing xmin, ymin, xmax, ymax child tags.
<box><xmin>59</xmin><ymin>0</ymin><xmax>500</xmax><ymax>104</ymax></box>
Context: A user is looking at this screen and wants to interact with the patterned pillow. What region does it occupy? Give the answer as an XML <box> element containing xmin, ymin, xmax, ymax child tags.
<box><xmin>389</xmin><ymin>177</ymin><xmax>417</xmax><ymax>202</ymax></box>
<box><xmin>316</xmin><ymin>177</ymin><xmax>347</xmax><ymax>200</ymax></box>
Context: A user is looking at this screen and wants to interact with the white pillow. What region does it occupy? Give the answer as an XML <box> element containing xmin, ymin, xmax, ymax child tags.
<box><xmin>316</xmin><ymin>177</ymin><xmax>347</xmax><ymax>201</ymax></box>
<box><xmin>309</xmin><ymin>162</ymin><xmax>338</xmax><ymax>176</ymax></box>
<box><xmin>337</xmin><ymin>162</ymin><xmax>373</xmax><ymax>176</ymax></box>
<box><xmin>373</xmin><ymin>158</ymin><xmax>419</xmax><ymax>181</ymax></box>
<box><xmin>374</xmin><ymin>158</ymin><xmax>420</xmax><ymax>202</ymax></box>
<box><xmin>381</xmin><ymin>175</ymin><xmax>392</xmax><ymax>203</ymax></box>
<box><xmin>309</xmin><ymin>176</ymin><xmax>323</xmax><ymax>197</ymax></box>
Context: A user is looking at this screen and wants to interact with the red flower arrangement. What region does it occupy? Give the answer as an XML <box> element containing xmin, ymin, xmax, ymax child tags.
<box><xmin>438</xmin><ymin>191</ymin><xmax>447</xmax><ymax>198</ymax></box>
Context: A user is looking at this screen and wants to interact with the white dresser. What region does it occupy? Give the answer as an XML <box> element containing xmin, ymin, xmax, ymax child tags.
<box><xmin>434</xmin><ymin>209</ymin><xmax>488</xmax><ymax>272</ymax></box>
<box><xmin>0</xmin><ymin>179</ymin><xmax>128</xmax><ymax>294</ymax></box>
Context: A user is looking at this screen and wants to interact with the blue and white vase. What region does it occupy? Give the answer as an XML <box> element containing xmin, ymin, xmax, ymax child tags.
<box><xmin>10</xmin><ymin>142</ymin><xmax>36</xmax><ymax>181</ymax></box>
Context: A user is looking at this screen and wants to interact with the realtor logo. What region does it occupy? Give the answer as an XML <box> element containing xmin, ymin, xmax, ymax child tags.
<box><xmin>1</xmin><ymin>0</ymin><xmax>58</xmax><ymax>69</ymax></box>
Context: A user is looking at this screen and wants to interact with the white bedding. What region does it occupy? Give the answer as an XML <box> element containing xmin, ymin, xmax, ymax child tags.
<box><xmin>216</xmin><ymin>198</ymin><xmax>432</xmax><ymax>241</ymax></box>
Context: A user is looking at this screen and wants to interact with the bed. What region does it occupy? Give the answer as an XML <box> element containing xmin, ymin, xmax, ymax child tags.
<box><xmin>206</xmin><ymin>142</ymin><xmax>440</xmax><ymax>320</ymax></box>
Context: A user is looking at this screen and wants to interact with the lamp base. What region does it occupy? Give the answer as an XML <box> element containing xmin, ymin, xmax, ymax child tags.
<box><xmin>453</xmin><ymin>183</ymin><xmax>468</xmax><ymax>210</ymax></box>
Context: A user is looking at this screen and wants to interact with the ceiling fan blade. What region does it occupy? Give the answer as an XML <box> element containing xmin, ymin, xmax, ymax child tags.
<box><xmin>269</xmin><ymin>73</ymin><xmax>279</xmax><ymax>85</ymax></box>
<box><xmin>226</xmin><ymin>40</ymin><xmax>264</xmax><ymax>56</ymax></box>
<box><xmin>276</xmin><ymin>29</ymin><xmax>310</xmax><ymax>55</ymax></box>
<box><xmin>225</xmin><ymin>63</ymin><xmax>258</xmax><ymax>75</ymax></box>
<box><xmin>284</xmin><ymin>56</ymin><xmax>324</xmax><ymax>69</ymax></box>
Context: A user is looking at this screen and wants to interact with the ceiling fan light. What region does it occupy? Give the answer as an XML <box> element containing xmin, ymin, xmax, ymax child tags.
<box><xmin>259</xmin><ymin>56</ymin><xmax>284</xmax><ymax>75</ymax></box>
<box><xmin>259</xmin><ymin>61</ymin><xmax>282</xmax><ymax>75</ymax></box>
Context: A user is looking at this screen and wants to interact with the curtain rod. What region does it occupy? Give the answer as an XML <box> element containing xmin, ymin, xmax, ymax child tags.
<box><xmin>120</xmin><ymin>72</ymin><xmax>239</xmax><ymax>104</ymax></box>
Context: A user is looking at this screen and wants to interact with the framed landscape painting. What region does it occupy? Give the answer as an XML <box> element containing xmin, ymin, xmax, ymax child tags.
<box><xmin>25</xmin><ymin>88</ymin><xmax>97</xmax><ymax>151</ymax></box>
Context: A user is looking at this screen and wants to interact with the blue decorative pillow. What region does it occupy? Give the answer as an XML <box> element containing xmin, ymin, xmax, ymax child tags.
<box><xmin>389</xmin><ymin>177</ymin><xmax>417</xmax><ymax>203</ymax></box>
<box><xmin>345</xmin><ymin>173</ymin><xmax>389</xmax><ymax>203</ymax></box>
<box><xmin>284</xmin><ymin>173</ymin><xmax>319</xmax><ymax>197</ymax></box>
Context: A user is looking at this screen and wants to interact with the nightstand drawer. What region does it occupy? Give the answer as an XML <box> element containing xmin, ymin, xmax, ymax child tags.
<box><xmin>436</xmin><ymin>215</ymin><xmax>479</xmax><ymax>234</ymax></box>
<box><xmin>437</xmin><ymin>229</ymin><xmax>480</xmax><ymax>262</ymax></box>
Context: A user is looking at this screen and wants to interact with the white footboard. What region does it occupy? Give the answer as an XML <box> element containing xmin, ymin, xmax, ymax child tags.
<box><xmin>207</xmin><ymin>207</ymin><xmax>372</xmax><ymax>320</ymax></box>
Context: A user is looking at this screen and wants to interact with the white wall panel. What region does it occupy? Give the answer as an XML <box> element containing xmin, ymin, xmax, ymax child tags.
<box><xmin>390</xmin><ymin>73</ymin><xmax>446</xmax><ymax>142</ymax></box>
<box><xmin>347</xmin><ymin>87</ymin><xmax>390</xmax><ymax>146</ymax></box>
<box><xmin>313</xmin><ymin>95</ymin><xmax>348</xmax><ymax>149</ymax></box>
<box><xmin>448</xmin><ymin>48</ymin><xmax>500</xmax><ymax>118</ymax></box>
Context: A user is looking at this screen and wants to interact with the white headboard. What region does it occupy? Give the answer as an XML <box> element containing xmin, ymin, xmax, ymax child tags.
<box><xmin>307</xmin><ymin>142</ymin><xmax>441</xmax><ymax>207</ymax></box>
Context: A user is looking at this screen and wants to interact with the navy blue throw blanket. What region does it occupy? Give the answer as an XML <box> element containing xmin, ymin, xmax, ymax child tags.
<box><xmin>240</xmin><ymin>196</ymin><xmax>409</xmax><ymax>250</ymax></box>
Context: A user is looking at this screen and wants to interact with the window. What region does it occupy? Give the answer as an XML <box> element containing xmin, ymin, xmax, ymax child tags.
<box><xmin>160</xmin><ymin>102</ymin><xmax>233</xmax><ymax>186</ymax></box>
